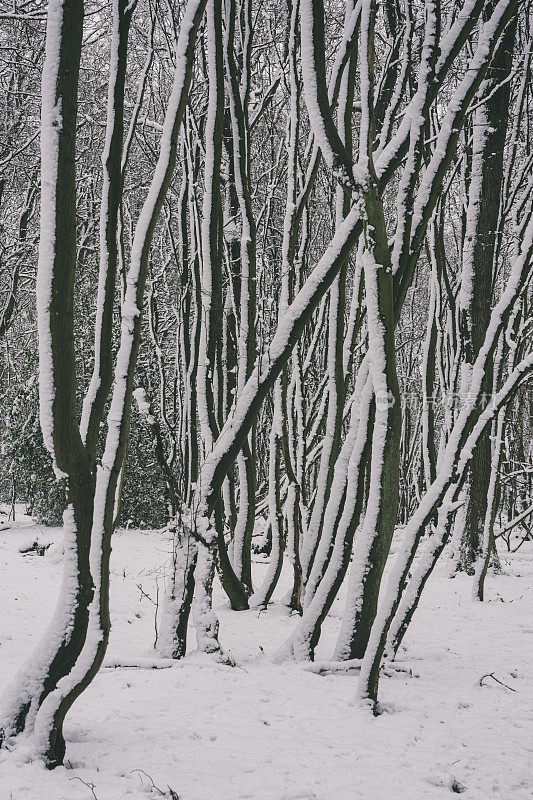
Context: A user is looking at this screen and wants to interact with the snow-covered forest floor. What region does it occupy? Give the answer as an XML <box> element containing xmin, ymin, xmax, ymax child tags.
<box><xmin>1</xmin><ymin>509</ymin><xmax>532</xmax><ymax>800</ymax></box>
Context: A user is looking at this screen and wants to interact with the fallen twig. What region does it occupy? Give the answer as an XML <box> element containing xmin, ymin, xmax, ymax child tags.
<box><xmin>130</xmin><ymin>769</ymin><xmax>166</xmax><ymax>796</ymax></box>
<box><xmin>69</xmin><ymin>777</ymin><xmax>98</xmax><ymax>800</ymax></box>
<box><xmin>130</xmin><ymin>768</ymin><xmax>180</xmax><ymax>798</ymax></box>
<box><xmin>479</xmin><ymin>672</ymin><xmax>517</xmax><ymax>692</ymax></box>
<box><xmin>302</xmin><ymin>659</ymin><xmax>362</xmax><ymax>676</ymax></box>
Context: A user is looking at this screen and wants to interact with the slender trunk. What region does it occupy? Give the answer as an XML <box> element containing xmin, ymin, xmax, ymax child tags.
<box><xmin>0</xmin><ymin>0</ymin><xmax>89</xmax><ymax>752</ymax></box>
<box><xmin>25</xmin><ymin>0</ymin><xmax>206</xmax><ymax>764</ymax></box>
<box><xmin>458</xmin><ymin>8</ymin><xmax>516</xmax><ymax>571</ymax></box>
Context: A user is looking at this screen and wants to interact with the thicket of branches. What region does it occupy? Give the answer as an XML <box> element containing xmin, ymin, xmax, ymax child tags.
<box><xmin>0</xmin><ymin>0</ymin><xmax>531</xmax><ymax>769</ymax></box>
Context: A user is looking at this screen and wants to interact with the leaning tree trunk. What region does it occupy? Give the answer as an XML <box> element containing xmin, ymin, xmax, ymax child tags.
<box><xmin>356</xmin><ymin>197</ymin><xmax>532</xmax><ymax>709</ymax></box>
<box><xmin>0</xmin><ymin>0</ymin><xmax>91</xmax><ymax>752</ymax></box>
<box><xmin>1</xmin><ymin>0</ymin><xmax>207</xmax><ymax>766</ymax></box>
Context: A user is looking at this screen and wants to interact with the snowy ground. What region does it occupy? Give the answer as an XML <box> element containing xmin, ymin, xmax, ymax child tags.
<box><xmin>0</xmin><ymin>509</ymin><xmax>532</xmax><ymax>800</ymax></box>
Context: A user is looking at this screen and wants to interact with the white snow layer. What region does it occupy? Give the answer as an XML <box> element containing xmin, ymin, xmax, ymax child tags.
<box><xmin>0</xmin><ymin>513</ymin><xmax>532</xmax><ymax>799</ymax></box>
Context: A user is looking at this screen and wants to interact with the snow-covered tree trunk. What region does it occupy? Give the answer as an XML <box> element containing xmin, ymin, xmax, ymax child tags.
<box><xmin>331</xmin><ymin>0</ymin><xmax>402</xmax><ymax>661</ymax></box>
<box><xmin>457</xmin><ymin>5</ymin><xmax>517</xmax><ymax>572</ymax></box>
<box><xmin>0</xmin><ymin>0</ymin><xmax>207</xmax><ymax>766</ymax></box>
<box><xmin>300</xmin><ymin>0</ymin><xmax>358</xmax><ymax>592</ymax></box>
<box><xmin>0</xmin><ymin>0</ymin><xmax>90</xmax><ymax>755</ymax></box>
<box><xmin>224</xmin><ymin>0</ymin><xmax>257</xmax><ymax>594</ymax></box>
<box><xmin>158</xmin><ymin>521</ymin><xmax>198</xmax><ymax>659</ymax></box>
<box><xmin>357</xmin><ymin>200</ymin><xmax>532</xmax><ymax>708</ymax></box>
<box><xmin>193</xmin><ymin>0</ymin><xmax>245</xmax><ymax>652</ymax></box>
